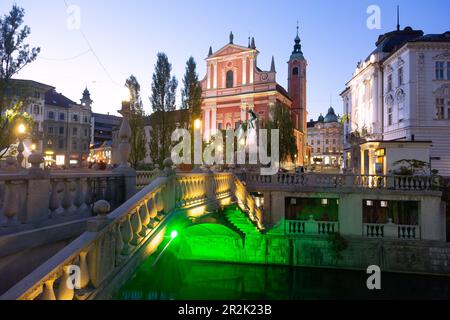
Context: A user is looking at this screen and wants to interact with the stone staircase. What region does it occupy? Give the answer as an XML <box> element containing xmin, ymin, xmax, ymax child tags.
<box><xmin>222</xmin><ymin>205</ymin><xmax>261</xmax><ymax>236</ymax></box>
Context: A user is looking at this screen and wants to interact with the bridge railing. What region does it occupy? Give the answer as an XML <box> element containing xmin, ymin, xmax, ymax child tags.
<box><xmin>0</xmin><ymin>170</ymin><xmax>127</xmax><ymax>236</ymax></box>
<box><xmin>1</xmin><ymin>168</ymin><xmax>263</xmax><ymax>300</ymax></box>
<box><xmin>240</xmin><ymin>172</ymin><xmax>437</xmax><ymax>191</ymax></box>
<box><xmin>136</xmin><ymin>170</ymin><xmax>160</xmax><ymax>191</ymax></box>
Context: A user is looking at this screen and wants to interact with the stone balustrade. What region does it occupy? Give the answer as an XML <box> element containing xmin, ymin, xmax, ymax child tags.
<box><xmin>0</xmin><ymin>170</ymin><xmax>128</xmax><ymax>236</ymax></box>
<box><xmin>363</xmin><ymin>222</ymin><xmax>421</xmax><ymax>240</ymax></box>
<box><xmin>136</xmin><ymin>170</ymin><xmax>160</xmax><ymax>191</ymax></box>
<box><xmin>285</xmin><ymin>219</ymin><xmax>339</xmax><ymax>236</ymax></box>
<box><xmin>240</xmin><ymin>172</ymin><xmax>438</xmax><ymax>191</ymax></box>
<box><xmin>0</xmin><ymin>170</ymin><xmax>264</xmax><ymax>300</ymax></box>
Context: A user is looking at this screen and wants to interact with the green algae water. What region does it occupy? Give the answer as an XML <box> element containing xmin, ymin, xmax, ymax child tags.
<box><xmin>116</xmin><ymin>252</ymin><xmax>450</xmax><ymax>300</ymax></box>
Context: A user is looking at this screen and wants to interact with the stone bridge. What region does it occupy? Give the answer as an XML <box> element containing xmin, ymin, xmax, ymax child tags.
<box><xmin>0</xmin><ymin>167</ymin><xmax>263</xmax><ymax>300</ymax></box>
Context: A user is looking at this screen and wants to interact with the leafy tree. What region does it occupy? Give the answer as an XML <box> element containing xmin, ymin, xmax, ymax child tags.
<box><xmin>125</xmin><ymin>75</ymin><xmax>147</xmax><ymax>169</ymax></box>
<box><xmin>149</xmin><ymin>53</ymin><xmax>178</xmax><ymax>166</ymax></box>
<box><xmin>392</xmin><ymin>159</ymin><xmax>431</xmax><ymax>176</ymax></box>
<box><xmin>0</xmin><ymin>5</ymin><xmax>40</xmax><ymax>159</ymax></box>
<box><xmin>265</xmin><ymin>102</ymin><xmax>298</xmax><ymax>164</ymax></box>
<box><xmin>181</xmin><ymin>57</ymin><xmax>202</xmax><ymax>128</ymax></box>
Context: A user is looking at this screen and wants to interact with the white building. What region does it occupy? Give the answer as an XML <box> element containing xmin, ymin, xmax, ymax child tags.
<box><xmin>341</xmin><ymin>27</ymin><xmax>450</xmax><ymax>176</ymax></box>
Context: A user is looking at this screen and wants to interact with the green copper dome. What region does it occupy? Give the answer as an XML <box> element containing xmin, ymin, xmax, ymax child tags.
<box><xmin>324</xmin><ymin>107</ymin><xmax>338</xmax><ymax>123</ymax></box>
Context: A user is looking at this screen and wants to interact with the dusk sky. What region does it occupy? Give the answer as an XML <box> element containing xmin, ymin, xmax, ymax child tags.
<box><xmin>1</xmin><ymin>0</ymin><xmax>449</xmax><ymax>119</ymax></box>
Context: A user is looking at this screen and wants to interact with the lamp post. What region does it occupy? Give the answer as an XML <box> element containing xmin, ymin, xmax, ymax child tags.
<box><xmin>17</xmin><ymin>123</ymin><xmax>27</xmax><ymax>168</ymax></box>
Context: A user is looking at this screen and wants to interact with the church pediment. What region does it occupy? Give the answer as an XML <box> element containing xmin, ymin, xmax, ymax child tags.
<box><xmin>208</xmin><ymin>44</ymin><xmax>255</xmax><ymax>59</ymax></box>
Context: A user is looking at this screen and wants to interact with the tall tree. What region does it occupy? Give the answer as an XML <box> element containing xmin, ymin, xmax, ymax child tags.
<box><xmin>0</xmin><ymin>5</ymin><xmax>40</xmax><ymax>158</ymax></box>
<box><xmin>181</xmin><ymin>57</ymin><xmax>202</xmax><ymax>128</ymax></box>
<box><xmin>125</xmin><ymin>75</ymin><xmax>147</xmax><ymax>169</ymax></box>
<box><xmin>266</xmin><ymin>102</ymin><xmax>298</xmax><ymax>164</ymax></box>
<box><xmin>149</xmin><ymin>53</ymin><xmax>178</xmax><ymax>166</ymax></box>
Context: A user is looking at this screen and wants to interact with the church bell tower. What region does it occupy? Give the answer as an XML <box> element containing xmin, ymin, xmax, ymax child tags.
<box><xmin>288</xmin><ymin>24</ymin><xmax>308</xmax><ymax>166</ymax></box>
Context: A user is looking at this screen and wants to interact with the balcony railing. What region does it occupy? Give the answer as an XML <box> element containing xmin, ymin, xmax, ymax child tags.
<box><xmin>240</xmin><ymin>172</ymin><xmax>438</xmax><ymax>191</ymax></box>
<box><xmin>363</xmin><ymin>222</ymin><xmax>421</xmax><ymax>240</ymax></box>
<box><xmin>285</xmin><ymin>219</ymin><xmax>339</xmax><ymax>236</ymax></box>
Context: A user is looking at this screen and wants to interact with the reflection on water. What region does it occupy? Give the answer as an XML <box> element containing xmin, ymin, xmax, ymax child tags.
<box><xmin>116</xmin><ymin>253</ymin><xmax>450</xmax><ymax>300</ymax></box>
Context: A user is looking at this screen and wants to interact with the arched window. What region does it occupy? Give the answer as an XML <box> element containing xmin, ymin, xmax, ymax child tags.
<box><xmin>226</xmin><ymin>70</ymin><xmax>234</xmax><ymax>88</ymax></box>
<box><xmin>293</xmin><ymin>67</ymin><xmax>299</xmax><ymax>76</ymax></box>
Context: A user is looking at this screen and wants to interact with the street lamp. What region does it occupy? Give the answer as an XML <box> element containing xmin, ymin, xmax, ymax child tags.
<box><xmin>16</xmin><ymin>123</ymin><xmax>27</xmax><ymax>168</ymax></box>
<box><xmin>194</xmin><ymin>118</ymin><xmax>202</xmax><ymax>130</ymax></box>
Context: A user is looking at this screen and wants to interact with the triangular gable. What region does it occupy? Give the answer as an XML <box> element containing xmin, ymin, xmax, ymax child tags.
<box><xmin>207</xmin><ymin>44</ymin><xmax>256</xmax><ymax>59</ymax></box>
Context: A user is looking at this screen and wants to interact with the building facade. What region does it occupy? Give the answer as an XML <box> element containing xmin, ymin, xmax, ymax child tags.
<box><xmin>200</xmin><ymin>31</ymin><xmax>307</xmax><ymax>166</ymax></box>
<box><xmin>341</xmin><ymin>27</ymin><xmax>450</xmax><ymax>176</ymax></box>
<box><xmin>89</xmin><ymin>111</ymin><xmax>122</xmax><ymax>165</ymax></box>
<box><xmin>42</xmin><ymin>88</ymin><xmax>92</xmax><ymax>167</ymax></box>
<box><xmin>307</xmin><ymin>107</ymin><xmax>343</xmax><ymax>172</ymax></box>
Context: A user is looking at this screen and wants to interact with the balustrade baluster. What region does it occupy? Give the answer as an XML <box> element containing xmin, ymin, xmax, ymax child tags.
<box><xmin>121</xmin><ymin>214</ymin><xmax>134</xmax><ymax>255</ymax></box>
<box><xmin>115</xmin><ymin>222</ymin><xmax>124</xmax><ymax>265</ymax></box>
<box><xmin>131</xmin><ymin>208</ymin><xmax>143</xmax><ymax>245</ymax></box>
<box><xmin>57</xmin><ymin>265</ymin><xmax>75</xmax><ymax>300</ymax></box>
<box><xmin>62</xmin><ymin>179</ymin><xmax>76</xmax><ymax>216</ymax></box>
<box><xmin>49</xmin><ymin>181</ymin><xmax>64</xmax><ymax>218</ymax></box>
<box><xmin>79</xmin><ymin>251</ymin><xmax>90</xmax><ymax>289</ymax></box>
<box><xmin>139</xmin><ymin>203</ymin><xmax>150</xmax><ymax>236</ymax></box>
<box><xmin>74</xmin><ymin>178</ymin><xmax>86</xmax><ymax>215</ymax></box>
<box><xmin>40</xmin><ymin>279</ymin><xmax>56</xmax><ymax>300</ymax></box>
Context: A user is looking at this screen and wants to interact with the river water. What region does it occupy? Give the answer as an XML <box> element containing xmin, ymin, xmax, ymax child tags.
<box><xmin>116</xmin><ymin>253</ymin><xmax>450</xmax><ymax>300</ymax></box>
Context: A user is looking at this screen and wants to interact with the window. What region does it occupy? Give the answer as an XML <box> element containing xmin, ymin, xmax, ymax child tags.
<box><xmin>47</xmin><ymin>139</ymin><xmax>53</xmax><ymax>147</ymax></box>
<box><xmin>84</xmin><ymin>128</ymin><xmax>88</xmax><ymax>137</ymax></box>
<box><xmin>387</xmin><ymin>74</ymin><xmax>393</xmax><ymax>92</ymax></box>
<box><xmin>72</xmin><ymin>127</ymin><xmax>78</xmax><ymax>136</ymax></box>
<box><xmin>84</xmin><ymin>116</ymin><xmax>89</xmax><ymax>123</ymax></box>
<box><xmin>33</xmin><ymin>106</ymin><xmax>40</xmax><ymax>115</ymax></box>
<box><xmin>447</xmin><ymin>62</ymin><xmax>450</xmax><ymax>80</ymax></box>
<box><xmin>311</xmin><ymin>140</ymin><xmax>314</xmax><ymax>146</ymax></box>
<box><xmin>317</xmin><ymin>140</ymin><xmax>320</xmax><ymax>145</ymax></box>
<box><xmin>34</xmin><ymin>91</ymin><xmax>40</xmax><ymax>99</ymax></box>
<box><xmin>73</xmin><ymin>114</ymin><xmax>79</xmax><ymax>122</ymax></box>
<box><xmin>58</xmin><ymin>139</ymin><xmax>64</xmax><ymax>149</ymax></box>
<box><xmin>59</xmin><ymin>113</ymin><xmax>65</xmax><ymax>121</ymax></box>
<box><xmin>436</xmin><ymin>98</ymin><xmax>445</xmax><ymax>119</ymax></box>
<box><xmin>333</xmin><ymin>139</ymin><xmax>336</xmax><ymax>144</ymax></box>
<box><xmin>72</xmin><ymin>140</ymin><xmax>78</xmax><ymax>150</ymax></box>
<box><xmin>226</xmin><ymin>70</ymin><xmax>234</xmax><ymax>88</ymax></box>
<box><xmin>388</xmin><ymin>107</ymin><xmax>393</xmax><ymax>125</ymax></box>
<box><xmin>436</xmin><ymin>61</ymin><xmax>445</xmax><ymax>80</ymax></box>
<box><xmin>326</xmin><ymin>139</ymin><xmax>329</xmax><ymax>144</ymax></box>
<box><xmin>48</xmin><ymin>127</ymin><xmax>54</xmax><ymax>135</ymax></box>
<box><xmin>326</xmin><ymin>147</ymin><xmax>329</xmax><ymax>153</ymax></box>
<box><xmin>317</xmin><ymin>148</ymin><xmax>321</xmax><ymax>153</ymax></box>
<box><xmin>448</xmin><ymin>101</ymin><xmax>450</xmax><ymax>120</ymax></box>
<box><xmin>59</xmin><ymin>127</ymin><xmax>64</xmax><ymax>135</ymax></box>
<box><xmin>48</xmin><ymin>111</ymin><xmax>55</xmax><ymax>120</ymax></box>
<box><xmin>293</xmin><ymin>67</ymin><xmax>299</xmax><ymax>76</ymax></box>
<box><xmin>398</xmin><ymin>67</ymin><xmax>403</xmax><ymax>86</ymax></box>
<box><xmin>218</xmin><ymin>123</ymin><xmax>223</xmax><ymax>130</ymax></box>
<box><xmin>333</xmin><ymin>147</ymin><xmax>336</xmax><ymax>153</ymax></box>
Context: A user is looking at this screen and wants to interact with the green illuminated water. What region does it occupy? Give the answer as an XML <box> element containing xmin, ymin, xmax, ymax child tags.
<box><xmin>116</xmin><ymin>252</ymin><xmax>450</xmax><ymax>300</ymax></box>
<box><xmin>116</xmin><ymin>205</ymin><xmax>450</xmax><ymax>300</ymax></box>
